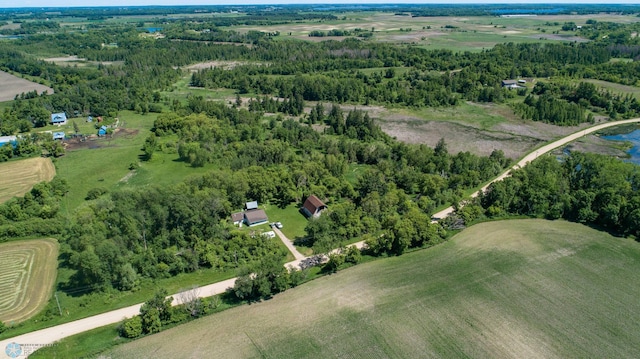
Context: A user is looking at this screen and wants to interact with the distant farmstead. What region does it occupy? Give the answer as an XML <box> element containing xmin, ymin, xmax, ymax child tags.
<box><xmin>302</xmin><ymin>195</ymin><xmax>327</xmax><ymax>218</ymax></box>
<box><xmin>51</xmin><ymin>112</ymin><xmax>67</xmax><ymax>125</ymax></box>
<box><xmin>501</xmin><ymin>79</ymin><xmax>525</xmax><ymax>89</ymax></box>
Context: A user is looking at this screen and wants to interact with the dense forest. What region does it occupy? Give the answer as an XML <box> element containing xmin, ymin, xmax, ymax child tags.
<box><xmin>475</xmin><ymin>152</ymin><xmax>640</xmax><ymax>239</ymax></box>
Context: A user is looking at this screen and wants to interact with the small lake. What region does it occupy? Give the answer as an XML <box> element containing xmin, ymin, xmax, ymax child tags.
<box><xmin>602</xmin><ymin>129</ymin><xmax>640</xmax><ymax>165</ymax></box>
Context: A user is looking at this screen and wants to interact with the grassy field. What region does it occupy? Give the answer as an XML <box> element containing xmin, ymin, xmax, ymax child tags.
<box><xmin>54</xmin><ymin>110</ymin><xmax>214</xmax><ymax>211</ymax></box>
<box><xmin>0</xmin><ymin>239</ymin><xmax>58</xmax><ymax>324</ymax></box>
<box><xmin>234</xmin><ymin>13</ymin><xmax>639</xmax><ymax>51</ymax></box>
<box><xmin>584</xmin><ymin>79</ymin><xmax>640</xmax><ymax>100</ymax></box>
<box><xmin>102</xmin><ymin>219</ymin><xmax>640</xmax><ymax>359</ymax></box>
<box><xmin>0</xmin><ymin>157</ymin><xmax>56</xmax><ymax>204</ymax></box>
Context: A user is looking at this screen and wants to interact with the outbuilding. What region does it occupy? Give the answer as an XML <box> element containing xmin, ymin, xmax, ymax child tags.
<box><xmin>0</xmin><ymin>135</ymin><xmax>17</xmax><ymax>148</ymax></box>
<box><xmin>51</xmin><ymin>112</ymin><xmax>67</xmax><ymax>125</ymax></box>
<box><xmin>231</xmin><ymin>212</ymin><xmax>244</xmax><ymax>227</ymax></box>
<box><xmin>53</xmin><ymin>131</ymin><xmax>65</xmax><ymax>140</ymax></box>
<box><xmin>302</xmin><ymin>195</ymin><xmax>328</xmax><ymax>218</ymax></box>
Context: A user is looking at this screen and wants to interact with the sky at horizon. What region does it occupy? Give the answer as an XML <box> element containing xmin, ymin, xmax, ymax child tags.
<box><xmin>1</xmin><ymin>0</ymin><xmax>639</xmax><ymax>9</ymax></box>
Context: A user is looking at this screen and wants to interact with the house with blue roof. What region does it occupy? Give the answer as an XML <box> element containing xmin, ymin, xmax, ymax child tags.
<box><xmin>53</xmin><ymin>132</ymin><xmax>65</xmax><ymax>140</ymax></box>
<box><xmin>0</xmin><ymin>135</ymin><xmax>17</xmax><ymax>148</ymax></box>
<box><xmin>51</xmin><ymin>112</ymin><xmax>67</xmax><ymax>125</ymax></box>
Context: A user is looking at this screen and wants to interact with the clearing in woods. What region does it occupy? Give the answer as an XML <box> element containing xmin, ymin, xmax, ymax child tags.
<box><xmin>0</xmin><ymin>157</ymin><xmax>56</xmax><ymax>204</ymax></box>
<box><xmin>0</xmin><ymin>239</ymin><xmax>58</xmax><ymax>324</ymax></box>
<box><xmin>105</xmin><ymin>219</ymin><xmax>640</xmax><ymax>359</ymax></box>
<box><xmin>0</xmin><ymin>70</ymin><xmax>53</xmax><ymax>102</ymax></box>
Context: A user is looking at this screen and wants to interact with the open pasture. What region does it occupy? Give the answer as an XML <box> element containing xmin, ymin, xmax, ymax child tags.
<box><xmin>106</xmin><ymin>219</ymin><xmax>640</xmax><ymax>359</ymax></box>
<box><xmin>0</xmin><ymin>239</ymin><xmax>58</xmax><ymax>324</ymax></box>
<box><xmin>235</xmin><ymin>13</ymin><xmax>640</xmax><ymax>51</ymax></box>
<box><xmin>375</xmin><ymin>102</ymin><xmax>591</xmax><ymax>158</ymax></box>
<box><xmin>584</xmin><ymin>79</ymin><xmax>640</xmax><ymax>100</ymax></box>
<box><xmin>0</xmin><ymin>157</ymin><xmax>56</xmax><ymax>204</ymax></box>
<box><xmin>0</xmin><ymin>71</ymin><xmax>53</xmax><ymax>102</ymax></box>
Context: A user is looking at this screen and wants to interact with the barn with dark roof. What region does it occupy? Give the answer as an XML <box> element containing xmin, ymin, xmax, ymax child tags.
<box><xmin>302</xmin><ymin>195</ymin><xmax>327</xmax><ymax>218</ymax></box>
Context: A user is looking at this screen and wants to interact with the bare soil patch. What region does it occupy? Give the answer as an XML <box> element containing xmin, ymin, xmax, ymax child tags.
<box><xmin>64</xmin><ymin>128</ymin><xmax>138</xmax><ymax>151</ymax></box>
<box><xmin>0</xmin><ymin>71</ymin><xmax>54</xmax><ymax>102</ymax></box>
<box><xmin>0</xmin><ymin>157</ymin><xmax>56</xmax><ymax>203</ymax></box>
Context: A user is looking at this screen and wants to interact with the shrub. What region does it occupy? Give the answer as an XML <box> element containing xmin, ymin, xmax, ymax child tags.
<box><xmin>120</xmin><ymin>316</ymin><xmax>142</xmax><ymax>338</ymax></box>
<box><xmin>85</xmin><ymin>187</ymin><xmax>109</xmax><ymax>200</ymax></box>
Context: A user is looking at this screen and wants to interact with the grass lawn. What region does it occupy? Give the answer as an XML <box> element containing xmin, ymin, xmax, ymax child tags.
<box><xmin>162</xmin><ymin>74</ymin><xmax>237</xmax><ymax>106</ymax></box>
<box><xmin>263</xmin><ymin>203</ymin><xmax>308</xmax><ymax>240</ymax></box>
<box><xmin>395</xmin><ymin>101</ymin><xmax>508</xmax><ymax>130</ymax></box>
<box><xmin>102</xmin><ymin>219</ymin><xmax>640</xmax><ymax>358</ymax></box>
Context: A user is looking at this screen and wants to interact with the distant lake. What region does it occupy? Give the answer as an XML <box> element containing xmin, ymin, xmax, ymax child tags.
<box><xmin>602</xmin><ymin>129</ymin><xmax>640</xmax><ymax>165</ymax></box>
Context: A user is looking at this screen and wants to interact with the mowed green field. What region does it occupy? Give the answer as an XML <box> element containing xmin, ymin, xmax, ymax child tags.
<box><xmin>0</xmin><ymin>157</ymin><xmax>56</xmax><ymax>204</ymax></box>
<box><xmin>0</xmin><ymin>239</ymin><xmax>58</xmax><ymax>323</ymax></box>
<box><xmin>105</xmin><ymin>219</ymin><xmax>640</xmax><ymax>359</ymax></box>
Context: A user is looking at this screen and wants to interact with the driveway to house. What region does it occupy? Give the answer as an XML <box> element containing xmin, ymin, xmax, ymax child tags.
<box><xmin>272</xmin><ymin>227</ymin><xmax>306</xmax><ymax>261</ymax></box>
<box><xmin>430</xmin><ymin>118</ymin><xmax>640</xmax><ymax>222</ymax></box>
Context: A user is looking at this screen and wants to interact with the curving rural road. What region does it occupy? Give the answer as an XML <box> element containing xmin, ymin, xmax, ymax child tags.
<box><xmin>0</xmin><ymin>240</ymin><xmax>366</xmax><ymax>359</ymax></box>
<box><xmin>1</xmin><ymin>118</ymin><xmax>639</xmax><ymax>358</ymax></box>
<box><xmin>430</xmin><ymin>118</ymin><xmax>640</xmax><ymax>221</ymax></box>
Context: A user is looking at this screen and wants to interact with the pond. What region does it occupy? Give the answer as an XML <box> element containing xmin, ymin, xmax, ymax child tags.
<box><xmin>602</xmin><ymin>129</ymin><xmax>640</xmax><ymax>165</ymax></box>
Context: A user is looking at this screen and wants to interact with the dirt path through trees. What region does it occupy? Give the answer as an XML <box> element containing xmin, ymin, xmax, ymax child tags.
<box><xmin>431</xmin><ymin>118</ymin><xmax>640</xmax><ymax>221</ymax></box>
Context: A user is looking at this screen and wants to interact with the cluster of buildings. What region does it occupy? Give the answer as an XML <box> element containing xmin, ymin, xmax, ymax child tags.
<box><xmin>231</xmin><ymin>195</ymin><xmax>328</xmax><ymax>228</ymax></box>
<box><xmin>501</xmin><ymin>79</ymin><xmax>529</xmax><ymax>90</ymax></box>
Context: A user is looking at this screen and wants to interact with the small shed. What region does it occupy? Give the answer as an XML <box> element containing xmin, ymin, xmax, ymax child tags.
<box><xmin>246</xmin><ymin>201</ymin><xmax>259</xmax><ymax>210</ymax></box>
<box><xmin>244</xmin><ymin>209</ymin><xmax>269</xmax><ymax>227</ymax></box>
<box><xmin>51</xmin><ymin>112</ymin><xmax>67</xmax><ymax>125</ymax></box>
<box><xmin>98</xmin><ymin>126</ymin><xmax>108</xmax><ymax>136</ymax></box>
<box><xmin>302</xmin><ymin>195</ymin><xmax>328</xmax><ymax>218</ymax></box>
<box><xmin>0</xmin><ymin>135</ymin><xmax>17</xmax><ymax>148</ymax></box>
<box><xmin>231</xmin><ymin>212</ymin><xmax>244</xmax><ymax>227</ymax></box>
<box><xmin>52</xmin><ymin>131</ymin><xmax>65</xmax><ymax>140</ymax></box>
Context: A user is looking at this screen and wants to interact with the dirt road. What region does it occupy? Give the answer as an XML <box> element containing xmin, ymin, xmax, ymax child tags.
<box><xmin>0</xmin><ymin>240</ymin><xmax>367</xmax><ymax>358</ymax></box>
<box><xmin>272</xmin><ymin>227</ymin><xmax>305</xmax><ymax>261</ymax></box>
<box><xmin>431</xmin><ymin>118</ymin><xmax>640</xmax><ymax>221</ymax></box>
